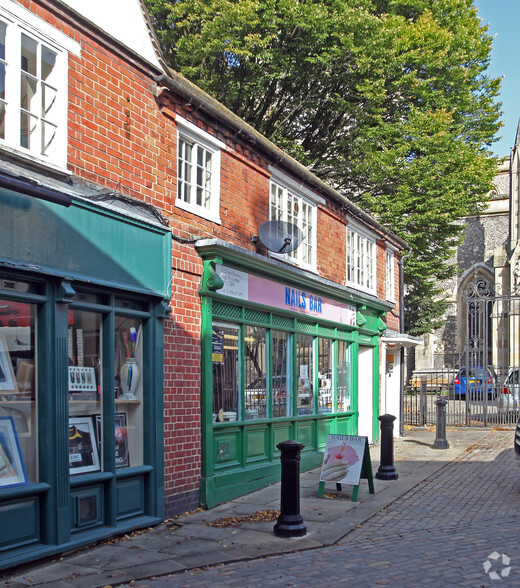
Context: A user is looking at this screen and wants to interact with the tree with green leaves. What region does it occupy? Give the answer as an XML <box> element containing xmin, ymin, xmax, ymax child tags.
<box><xmin>145</xmin><ymin>0</ymin><xmax>502</xmax><ymax>336</ymax></box>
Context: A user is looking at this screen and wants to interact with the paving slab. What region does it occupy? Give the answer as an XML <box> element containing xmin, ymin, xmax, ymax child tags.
<box><xmin>1</xmin><ymin>426</ymin><xmax>498</xmax><ymax>587</ymax></box>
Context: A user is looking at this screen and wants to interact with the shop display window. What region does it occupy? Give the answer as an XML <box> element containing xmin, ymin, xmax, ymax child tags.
<box><xmin>318</xmin><ymin>338</ymin><xmax>333</xmax><ymax>413</ymax></box>
<box><xmin>244</xmin><ymin>325</ymin><xmax>267</xmax><ymax>419</ymax></box>
<box><xmin>0</xmin><ymin>296</ymin><xmax>36</xmax><ymax>485</ymax></box>
<box><xmin>272</xmin><ymin>330</ymin><xmax>290</xmax><ymax>418</ymax></box>
<box><xmin>67</xmin><ymin>307</ymin><xmax>145</xmax><ymax>474</ymax></box>
<box><xmin>296</xmin><ymin>334</ymin><xmax>314</xmax><ymax>415</ymax></box>
<box><xmin>212</xmin><ymin>322</ymin><xmax>239</xmax><ymax>422</ymax></box>
<box><xmin>68</xmin><ymin>310</ymin><xmax>102</xmax><ymax>474</ymax></box>
<box><xmin>337</xmin><ymin>340</ymin><xmax>352</xmax><ymax>412</ymax></box>
<box><xmin>114</xmin><ymin>315</ymin><xmax>143</xmax><ymax>468</ymax></box>
<box><xmin>211</xmin><ymin>317</ymin><xmax>352</xmax><ymax>422</ymax></box>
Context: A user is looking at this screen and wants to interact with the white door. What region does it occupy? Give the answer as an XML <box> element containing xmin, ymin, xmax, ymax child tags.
<box><xmin>385</xmin><ymin>352</ymin><xmax>401</xmax><ymax>435</ymax></box>
<box><xmin>358</xmin><ymin>346</ymin><xmax>374</xmax><ymax>442</ymax></box>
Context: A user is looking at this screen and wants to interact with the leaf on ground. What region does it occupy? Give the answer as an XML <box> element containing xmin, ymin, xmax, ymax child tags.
<box><xmin>207</xmin><ymin>509</ymin><xmax>280</xmax><ymax>527</ymax></box>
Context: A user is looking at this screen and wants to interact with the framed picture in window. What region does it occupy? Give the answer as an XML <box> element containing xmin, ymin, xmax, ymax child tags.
<box><xmin>16</xmin><ymin>359</ymin><xmax>35</xmax><ymax>394</ymax></box>
<box><xmin>69</xmin><ymin>417</ymin><xmax>100</xmax><ymax>475</ymax></box>
<box><xmin>93</xmin><ymin>413</ymin><xmax>130</xmax><ymax>469</ymax></box>
<box><xmin>0</xmin><ymin>335</ymin><xmax>18</xmax><ymax>394</ymax></box>
<box><xmin>0</xmin><ymin>416</ymin><xmax>28</xmax><ymax>487</ymax></box>
<box><xmin>114</xmin><ymin>413</ymin><xmax>129</xmax><ymax>468</ymax></box>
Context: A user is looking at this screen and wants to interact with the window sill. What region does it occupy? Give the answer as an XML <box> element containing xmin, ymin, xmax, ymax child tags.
<box><xmin>0</xmin><ymin>143</ymin><xmax>70</xmax><ymax>179</ymax></box>
<box><xmin>346</xmin><ymin>281</ymin><xmax>377</xmax><ymax>297</ymax></box>
<box><xmin>270</xmin><ymin>252</ymin><xmax>317</xmax><ymax>274</ymax></box>
<box><xmin>175</xmin><ymin>198</ymin><xmax>221</xmax><ymax>224</ymax></box>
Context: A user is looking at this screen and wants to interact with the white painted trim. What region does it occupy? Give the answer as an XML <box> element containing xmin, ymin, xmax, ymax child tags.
<box><xmin>2</xmin><ymin>1</ymin><xmax>81</xmax><ymax>55</ymax></box>
<box><xmin>0</xmin><ymin>5</ymin><xmax>71</xmax><ymax>169</ymax></box>
<box><xmin>176</xmin><ymin>116</ymin><xmax>222</xmax><ymax>224</ymax></box>
<box><xmin>175</xmin><ymin>114</ymin><xmax>226</xmax><ymax>150</ymax></box>
<box><xmin>346</xmin><ymin>225</ymin><xmax>377</xmax><ymax>295</ymax></box>
<box><xmin>175</xmin><ymin>197</ymin><xmax>222</xmax><ymax>225</ymax></box>
<box><xmin>268</xmin><ymin>165</ymin><xmax>325</xmax><ymax>206</ymax></box>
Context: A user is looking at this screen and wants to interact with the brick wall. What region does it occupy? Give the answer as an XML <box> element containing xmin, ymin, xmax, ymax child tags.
<box><xmin>21</xmin><ymin>0</ymin><xmax>404</xmax><ymax>516</ymax></box>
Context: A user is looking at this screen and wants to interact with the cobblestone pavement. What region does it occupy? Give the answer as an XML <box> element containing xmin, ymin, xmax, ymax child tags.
<box><xmin>128</xmin><ymin>430</ymin><xmax>520</xmax><ymax>587</ymax></box>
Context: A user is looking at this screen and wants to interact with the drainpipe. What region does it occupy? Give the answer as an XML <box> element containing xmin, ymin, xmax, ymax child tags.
<box><xmin>0</xmin><ymin>173</ymin><xmax>71</xmax><ymax>207</ymax></box>
<box><xmin>399</xmin><ymin>249</ymin><xmax>412</xmax><ymax>437</ymax></box>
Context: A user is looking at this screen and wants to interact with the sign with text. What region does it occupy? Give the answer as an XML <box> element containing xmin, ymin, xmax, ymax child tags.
<box><xmin>216</xmin><ymin>265</ymin><xmax>356</xmax><ymax>326</ymax></box>
<box><xmin>319</xmin><ymin>435</ymin><xmax>366</xmax><ymax>486</ymax></box>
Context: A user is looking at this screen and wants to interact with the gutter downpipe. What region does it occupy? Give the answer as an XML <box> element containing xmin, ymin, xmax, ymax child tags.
<box><xmin>399</xmin><ymin>249</ymin><xmax>412</xmax><ymax>437</ymax></box>
<box><xmin>0</xmin><ymin>174</ymin><xmax>71</xmax><ymax>207</ymax></box>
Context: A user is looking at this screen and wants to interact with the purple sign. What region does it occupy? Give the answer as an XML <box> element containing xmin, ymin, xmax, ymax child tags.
<box><xmin>217</xmin><ymin>265</ymin><xmax>356</xmax><ymax>326</ymax></box>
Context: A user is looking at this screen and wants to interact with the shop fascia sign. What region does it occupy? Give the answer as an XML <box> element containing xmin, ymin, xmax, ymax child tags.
<box><xmin>215</xmin><ymin>264</ymin><xmax>356</xmax><ymax>326</ymax></box>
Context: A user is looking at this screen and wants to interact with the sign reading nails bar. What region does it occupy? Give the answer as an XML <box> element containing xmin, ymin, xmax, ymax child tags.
<box><xmin>216</xmin><ymin>265</ymin><xmax>356</xmax><ymax>326</ymax></box>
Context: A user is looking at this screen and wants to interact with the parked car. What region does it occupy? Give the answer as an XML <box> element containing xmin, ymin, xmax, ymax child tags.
<box><xmin>497</xmin><ymin>368</ymin><xmax>520</xmax><ymax>412</ymax></box>
<box><xmin>454</xmin><ymin>366</ymin><xmax>497</xmax><ymax>400</ymax></box>
<box><xmin>409</xmin><ymin>369</ymin><xmax>457</xmax><ymax>393</ymax></box>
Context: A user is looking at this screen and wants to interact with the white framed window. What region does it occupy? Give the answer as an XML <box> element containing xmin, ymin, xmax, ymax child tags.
<box><xmin>176</xmin><ymin>115</ymin><xmax>223</xmax><ymax>223</ymax></box>
<box><xmin>269</xmin><ymin>167</ymin><xmax>321</xmax><ymax>271</ymax></box>
<box><xmin>0</xmin><ymin>3</ymin><xmax>78</xmax><ymax>170</ymax></box>
<box><xmin>386</xmin><ymin>249</ymin><xmax>395</xmax><ymax>301</ymax></box>
<box><xmin>346</xmin><ymin>225</ymin><xmax>376</xmax><ymax>293</ymax></box>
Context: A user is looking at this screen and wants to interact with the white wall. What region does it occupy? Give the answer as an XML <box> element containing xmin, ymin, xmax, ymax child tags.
<box><xmin>60</xmin><ymin>0</ymin><xmax>162</xmax><ymax>69</ymax></box>
<box><xmin>382</xmin><ymin>345</ymin><xmax>402</xmax><ymax>436</ymax></box>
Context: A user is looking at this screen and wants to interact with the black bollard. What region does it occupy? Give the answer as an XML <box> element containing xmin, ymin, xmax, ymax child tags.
<box><xmin>273</xmin><ymin>440</ymin><xmax>307</xmax><ymax>537</ymax></box>
<box><xmin>433</xmin><ymin>397</ymin><xmax>450</xmax><ymax>449</ymax></box>
<box><xmin>375</xmin><ymin>414</ymin><xmax>398</xmax><ymax>480</ymax></box>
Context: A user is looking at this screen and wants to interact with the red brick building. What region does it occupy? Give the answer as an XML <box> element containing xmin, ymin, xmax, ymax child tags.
<box><xmin>0</xmin><ymin>0</ymin><xmax>410</xmax><ymax>568</ymax></box>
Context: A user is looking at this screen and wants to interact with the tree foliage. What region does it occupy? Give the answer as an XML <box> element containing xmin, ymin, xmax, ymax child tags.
<box><xmin>145</xmin><ymin>0</ymin><xmax>503</xmax><ymax>335</ymax></box>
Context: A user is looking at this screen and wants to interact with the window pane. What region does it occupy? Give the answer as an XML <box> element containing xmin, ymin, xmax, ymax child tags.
<box><xmin>0</xmin><ymin>21</ymin><xmax>5</xmax><ymax>107</ymax></box>
<box><xmin>0</xmin><ymin>299</ymin><xmax>37</xmax><ymax>484</ymax></box>
<box><xmin>20</xmin><ymin>111</ymin><xmax>37</xmax><ymax>149</ymax></box>
<box><xmin>42</xmin><ymin>84</ymin><xmax>57</xmax><ymax>118</ymax></box>
<box><xmin>41</xmin><ymin>46</ymin><xmax>57</xmax><ymax>82</ymax></box>
<box><xmin>212</xmin><ymin>323</ymin><xmax>239</xmax><ymax>422</ymax></box>
<box><xmin>318</xmin><ymin>338</ymin><xmax>332</xmax><ymax>413</ymax></box>
<box><xmin>0</xmin><ymin>21</ymin><xmax>5</xmax><ymax>61</ymax></box>
<box><xmin>115</xmin><ymin>317</ymin><xmax>144</xmax><ymax>468</ymax></box>
<box><xmin>272</xmin><ymin>330</ymin><xmax>290</xmax><ymax>418</ymax></box>
<box><xmin>0</xmin><ymin>101</ymin><xmax>4</xmax><ymax>140</ymax></box>
<box><xmin>244</xmin><ymin>325</ymin><xmax>267</xmax><ymax>419</ymax></box>
<box><xmin>296</xmin><ymin>333</ymin><xmax>313</xmax><ymax>415</ymax></box>
<box><xmin>195</xmin><ymin>145</ymin><xmax>211</xmax><ymax>210</ymax></box>
<box><xmin>178</xmin><ymin>139</ymin><xmax>192</xmax><ymax>204</ymax></box>
<box><xmin>42</xmin><ymin>120</ymin><xmax>56</xmax><ymax>155</ymax></box>
<box><xmin>21</xmin><ymin>34</ymin><xmax>37</xmax><ymax>76</ymax></box>
<box><xmin>337</xmin><ymin>340</ymin><xmax>351</xmax><ymax>412</ymax></box>
<box><xmin>68</xmin><ymin>310</ymin><xmax>102</xmax><ymax>475</ymax></box>
<box><xmin>21</xmin><ymin>73</ymin><xmax>37</xmax><ymax>114</ymax></box>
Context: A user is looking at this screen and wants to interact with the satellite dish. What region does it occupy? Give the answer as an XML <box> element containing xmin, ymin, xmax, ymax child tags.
<box><xmin>257</xmin><ymin>220</ymin><xmax>304</xmax><ymax>253</ymax></box>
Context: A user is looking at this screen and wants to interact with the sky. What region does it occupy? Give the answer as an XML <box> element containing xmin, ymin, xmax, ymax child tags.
<box><xmin>475</xmin><ymin>0</ymin><xmax>520</xmax><ymax>157</ymax></box>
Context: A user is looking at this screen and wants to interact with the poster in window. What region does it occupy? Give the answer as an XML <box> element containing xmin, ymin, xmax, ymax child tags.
<box><xmin>94</xmin><ymin>413</ymin><xmax>130</xmax><ymax>468</ymax></box>
<box><xmin>0</xmin><ymin>416</ymin><xmax>28</xmax><ymax>487</ymax></box>
<box><xmin>212</xmin><ymin>329</ymin><xmax>224</xmax><ymax>363</ymax></box>
<box><xmin>114</xmin><ymin>413</ymin><xmax>129</xmax><ymax>468</ymax></box>
<box><xmin>0</xmin><ymin>335</ymin><xmax>18</xmax><ymax>394</ymax></box>
<box><xmin>69</xmin><ymin>417</ymin><xmax>100</xmax><ymax>475</ymax></box>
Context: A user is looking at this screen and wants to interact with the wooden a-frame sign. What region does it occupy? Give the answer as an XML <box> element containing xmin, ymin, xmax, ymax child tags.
<box><xmin>317</xmin><ymin>435</ymin><xmax>374</xmax><ymax>502</ymax></box>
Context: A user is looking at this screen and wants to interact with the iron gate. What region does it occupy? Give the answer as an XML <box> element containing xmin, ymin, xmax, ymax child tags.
<box><xmin>404</xmin><ymin>274</ymin><xmax>520</xmax><ymax>427</ymax></box>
